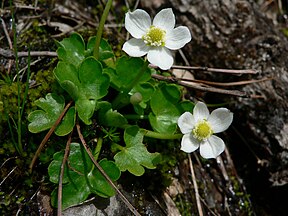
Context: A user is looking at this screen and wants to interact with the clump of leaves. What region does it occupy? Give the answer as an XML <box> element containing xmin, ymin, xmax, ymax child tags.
<box><xmin>48</xmin><ymin>143</ymin><xmax>120</xmax><ymax>209</ymax></box>
<box><xmin>28</xmin><ymin>33</ymin><xmax>191</xmax><ymax>210</ymax></box>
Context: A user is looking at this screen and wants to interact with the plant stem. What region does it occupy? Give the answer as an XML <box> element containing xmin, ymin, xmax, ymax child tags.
<box><xmin>93</xmin><ymin>0</ymin><xmax>113</xmax><ymax>59</ymax></box>
<box><xmin>112</xmin><ymin>60</ymin><xmax>149</xmax><ymax>109</ymax></box>
<box><xmin>6</xmin><ymin>112</ymin><xmax>17</xmax><ymax>150</ymax></box>
<box><xmin>117</xmin><ymin>123</ymin><xmax>182</xmax><ymax>140</ymax></box>
<box><xmin>20</xmin><ymin>48</ymin><xmax>31</xmax><ymax>118</ymax></box>
<box><xmin>93</xmin><ymin>137</ymin><xmax>103</xmax><ymax>161</ymax></box>
<box><xmin>11</xmin><ymin>2</ymin><xmax>23</xmax><ymax>156</ymax></box>
<box><xmin>111</xmin><ymin>143</ymin><xmax>125</xmax><ymax>151</ymax></box>
<box><xmin>141</xmin><ymin>129</ymin><xmax>183</xmax><ymax>140</ymax></box>
<box><xmin>123</xmin><ymin>114</ymin><xmax>148</xmax><ymax>120</ymax></box>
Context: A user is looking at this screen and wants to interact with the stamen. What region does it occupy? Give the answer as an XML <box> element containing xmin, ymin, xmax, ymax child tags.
<box><xmin>192</xmin><ymin>120</ymin><xmax>213</xmax><ymax>141</ymax></box>
<box><xmin>142</xmin><ymin>26</ymin><xmax>166</xmax><ymax>47</ymax></box>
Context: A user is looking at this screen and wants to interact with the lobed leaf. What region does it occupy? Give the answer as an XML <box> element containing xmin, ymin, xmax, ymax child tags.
<box><xmin>28</xmin><ymin>93</ymin><xmax>75</xmax><ymax>136</ymax></box>
<box><xmin>104</xmin><ymin>56</ymin><xmax>151</xmax><ymax>91</ymax></box>
<box><xmin>97</xmin><ymin>101</ymin><xmax>128</xmax><ymax>127</ymax></box>
<box><xmin>54</xmin><ymin>57</ymin><xmax>110</xmax><ymax>125</ymax></box>
<box><xmin>149</xmin><ymin>83</ymin><xmax>193</xmax><ymax>134</ymax></box>
<box><xmin>57</xmin><ymin>33</ymin><xmax>86</xmax><ymax>67</ymax></box>
<box><xmin>114</xmin><ymin>126</ymin><xmax>160</xmax><ymax>176</ymax></box>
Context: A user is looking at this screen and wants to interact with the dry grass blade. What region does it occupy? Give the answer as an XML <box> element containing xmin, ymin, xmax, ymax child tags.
<box><xmin>57</xmin><ymin>131</ymin><xmax>73</xmax><ymax>216</ymax></box>
<box><xmin>29</xmin><ymin>100</ymin><xmax>73</xmax><ymax>172</ymax></box>
<box><xmin>152</xmin><ymin>74</ymin><xmax>247</xmax><ymax>97</ymax></box>
<box><xmin>171</xmin><ymin>65</ymin><xmax>257</xmax><ymax>75</ymax></box>
<box><xmin>0</xmin><ymin>166</ymin><xmax>17</xmax><ymax>187</ymax></box>
<box><xmin>188</xmin><ymin>154</ymin><xmax>203</xmax><ymax>216</ymax></box>
<box><xmin>179</xmin><ymin>77</ymin><xmax>273</xmax><ymax>87</ymax></box>
<box><xmin>76</xmin><ymin>122</ymin><xmax>141</xmax><ymax>216</ymax></box>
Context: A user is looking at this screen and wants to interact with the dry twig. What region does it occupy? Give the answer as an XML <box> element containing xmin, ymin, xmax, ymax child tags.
<box><xmin>1</xmin><ymin>17</ymin><xmax>14</xmax><ymax>74</ymax></box>
<box><xmin>12</xmin><ymin>58</ymin><xmax>42</xmax><ymax>81</ymax></box>
<box><xmin>0</xmin><ymin>48</ymin><xmax>57</xmax><ymax>58</ymax></box>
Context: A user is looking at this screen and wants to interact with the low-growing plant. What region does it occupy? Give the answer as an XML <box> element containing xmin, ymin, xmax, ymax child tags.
<box><xmin>27</xmin><ymin>0</ymin><xmax>233</xmax><ymax>213</ymax></box>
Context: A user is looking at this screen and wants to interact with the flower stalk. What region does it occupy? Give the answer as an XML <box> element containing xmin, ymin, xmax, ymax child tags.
<box><xmin>11</xmin><ymin>4</ymin><xmax>24</xmax><ymax>156</ymax></box>
<box><xmin>93</xmin><ymin>137</ymin><xmax>103</xmax><ymax>161</ymax></box>
<box><xmin>93</xmin><ymin>0</ymin><xmax>113</xmax><ymax>59</ymax></box>
<box><xmin>117</xmin><ymin>124</ymin><xmax>182</xmax><ymax>140</ymax></box>
<box><xmin>141</xmin><ymin>129</ymin><xmax>183</xmax><ymax>140</ymax></box>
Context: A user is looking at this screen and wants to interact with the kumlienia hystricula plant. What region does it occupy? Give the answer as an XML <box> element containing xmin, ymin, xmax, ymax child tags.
<box><xmin>177</xmin><ymin>102</ymin><xmax>233</xmax><ymax>159</ymax></box>
<box><xmin>26</xmin><ymin>3</ymin><xmax>233</xmax><ymax>213</ymax></box>
<box><xmin>122</xmin><ymin>8</ymin><xmax>191</xmax><ymax>70</ymax></box>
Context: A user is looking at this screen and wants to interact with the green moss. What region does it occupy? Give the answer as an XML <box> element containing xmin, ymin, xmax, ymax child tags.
<box><xmin>2</xmin><ymin>143</ymin><xmax>16</xmax><ymax>154</ymax></box>
<box><xmin>0</xmin><ymin>61</ymin><xmax>56</xmax><ymax>139</ymax></box>
<box><xmin>174</xmin><ymin>194</ymin><xmax>195</xmax><ymax>216</ymax></box>
<box><xmin>230</xmin><ymin>176</ymin><xmax>253</xmax><ymax>214</ymax></box>
<box><xmin>18</xmin><ymin>19</ymin><xmax>56</xmax><ymax>51</ymax></box>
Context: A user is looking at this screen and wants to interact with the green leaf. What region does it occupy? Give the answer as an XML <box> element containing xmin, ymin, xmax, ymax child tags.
<box><xmin>104</xmin><ymin>56</ymin><xmax>151</xmax><ymax>91</ymax></box>
<box><xmin>54</xmin><ymin>57</ymin><xmax>110</xmax><ymax>125</ymax></box>
<box><xmin>78</xmin><ymin>57</ymin><xmax>109</xmax><ymax>100</ymax></box>
<box><xmin>148</xmin><ymin>83</ymin><xmax>193</xmax><ymax>134</ymax></box>
<box><xmin>57</xmin><ymin>33</ymin><xmax>85</xmax><ymax>67</ymax></box>
<box><xmin>87</xmin><ymin>37</ymin><xmax>114</xmax><ymax>61</ymax></box>
<box><xmin>88</xmin><ymin>159</ymin><xmax>120</xmax><ymax>197</ymax></box>
<box><xmin>53</xmin><ymin>63</ymin><xmax>80</xmax><ymax>100</ymax></box>
<box><xmin>77</xmin><ymin>57</ymin><xmax>110</xmax><ymax>124</ymax></box>
<box><xmin>114</xmin><ymin>126</ymin><xmax>160</xmax><ymax>176</ymax></box>
<box><xmin>57</xmin><ymin>34</ymin><xmax>114</xmax><ymax>67</ymax></box>
<box><xmin>97</xmin><ymin>101</ymin><xmax>128</xmax><ymax>127</ymax></box>
<box><xmin>48</xmin><ymin>143</ymin><xmax>121</xmax><ymax>210</ymax></box>
<box><xmin>55</xmin><ymin>107</ymin><xmax>76</xmax><ymax>136</ymax></box>
<box><xmin>28</xmin><ymin>93</ymin><xmax>75</xmax><ymax>136</ymax></box>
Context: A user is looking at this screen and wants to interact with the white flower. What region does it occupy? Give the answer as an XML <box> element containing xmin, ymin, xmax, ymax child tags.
<box><xmin>122</xmin><ymin>8</ymin><xmax>191</xmax><ymax>70</ymax></box>
<box><xmin>177</xmin><ymin>102</ymin><xmax>233</xmax><ymax>159</ymax></box>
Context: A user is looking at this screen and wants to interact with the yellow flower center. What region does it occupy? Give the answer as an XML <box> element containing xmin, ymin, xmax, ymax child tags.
<box><xmin>142</xmin><ymin>26</ymin><xmax>166</xmax><ymax>47</ymax></box>
<box><xmin>192</xmin><ymin>120</ymin><xmax>213</xmax><ymax>141</ymax></box>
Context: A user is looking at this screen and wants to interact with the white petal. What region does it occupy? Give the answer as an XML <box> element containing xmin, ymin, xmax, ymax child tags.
<box><xmin>208</xmin><ymin>108</ymin><xmax>233</xmax><ymax>133</ymax></box>
<box><xmin>122</xmin><ymin>38</ymin><xmax>149</xmax><ymax>57</ymax></box>
<box><xmin>199</xmin><ymin>135</ymin><xmax>225</xmax><ymax>159</ymax></box>
<box><xmin>165</xmin><ymin>26</ymin><xmax>192</xmax><ymax>50</ymax></box>
<box><xmin>177</xmin><ymin>112</ymin><xmax>195</xmax><ymax>134</ymax></box>
<box><xmin>125</xmin><ymin>9</ymin><xmax>151</xmax><ymax>39</ymax></box>
<box><xmin>147</xmin><ymin>47</ymin><xmax>173</xmax><ymax>70</ymax></box>
<box><xmin>193</xmin><ymin>102</ymin><xmax>209</xmax><ymax>122</ymax></box>
<box><xmin>180</xmin><ymin>133</ymin><xmax>200</xmax><ymax>153</ymax></box>
<box><xmin>153</xmin><ymin>8</ymin><xmax>175</xmax><ymax>32</ymax></box>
